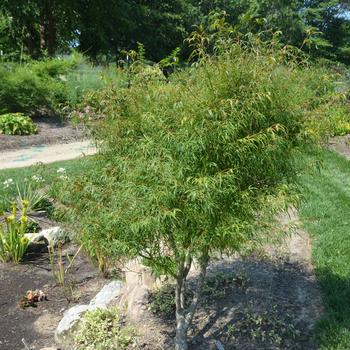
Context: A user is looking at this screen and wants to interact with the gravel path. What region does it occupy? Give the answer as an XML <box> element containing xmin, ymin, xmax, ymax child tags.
<box><xmin>0</xmin><ymin>140</ymin><xmax>97</xmax><ymax>169</ymax></box>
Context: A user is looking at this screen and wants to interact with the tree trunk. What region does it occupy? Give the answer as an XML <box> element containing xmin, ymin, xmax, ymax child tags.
<box><xmin>44</xmin><ymin>0</ymin><xmax>56</xmax><ymax>56</ymax></box>
<box><xmin>174</xmin><ymin>253</ymin><xmax>209</xmax><ymax>350</ymax></box>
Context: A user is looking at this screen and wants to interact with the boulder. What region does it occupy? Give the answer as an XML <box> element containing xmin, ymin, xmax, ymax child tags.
<box><xmin>90</xmin><ymin>280</ymin><xmax>124</xmax><ymax>306</ymax></box>
<box><xmin>55</xmin><ymin>281</ymin><xmax>123</xmax><ymax>347</ymax></box>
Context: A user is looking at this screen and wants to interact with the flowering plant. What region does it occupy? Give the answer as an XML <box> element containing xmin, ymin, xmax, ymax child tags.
<box><xmin>0</xmin><ymin>201</ymin><xmax>30</xmax><ymax>263</ymax></box>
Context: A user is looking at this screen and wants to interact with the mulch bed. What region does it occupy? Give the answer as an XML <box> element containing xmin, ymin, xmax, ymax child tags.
<box><xmin>0</xmin><ymin>242</ymin><xmax>105</xmax><ymax>350</ymax></box>
<box><xmin>0</xmin><ymin>116</ymin><xmax>87</xmax><ymax>152</ymax></box>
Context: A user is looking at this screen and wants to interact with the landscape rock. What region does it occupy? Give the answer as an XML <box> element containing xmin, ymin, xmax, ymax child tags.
<box><xmin>90</xmin><ymin>280</ymin><xmax>124</xmax><ymax>306</ymax></box>
<box><xmin>26</xmin><ymin>226</ymin><xmax>68</xmax><ymax>246</ymax></box>
<box><xmin>55</xmin><ymin>281</ymin><xmax>124</xmax><ymax>346</ymax></box>
<box><xmin>55</xmin><ymin>304</ymin><xmax>104</xmax><ymax>344</ymax></box>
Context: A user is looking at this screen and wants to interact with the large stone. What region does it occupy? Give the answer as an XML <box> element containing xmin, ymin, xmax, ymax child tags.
<box><xmin>55</xmin><ymin>304</ymin><xmax>103</xmax><ymax>344</ymax></box>
<box><xmin>55</xmin><ymin>281</ymin><xmax>124</xmax><ymax>347</ymax></box>
<box><xmin>90</xmin><ymin>280</ymin><xmax>123</xmax><ymax>306</ymax></box>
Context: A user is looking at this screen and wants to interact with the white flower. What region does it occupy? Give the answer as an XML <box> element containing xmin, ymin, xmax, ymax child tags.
<box><xmin>3</xmin><ymin>178</ymin><xmax>14</xmax><ymax>188</ymax></box>
<box><xmin>57</xmin><ymin>168</ymin><xmax>66</xmax><ymax>174</ymax></box>
<box><xmin>31</xmin><ymin>175</ymin><xmax>44</xmax><ymax>183</ymax></box>
<box><xmin>59</xmin><ymin>175</ymin><xmax>68</xmax><ymax>181</ymax></box>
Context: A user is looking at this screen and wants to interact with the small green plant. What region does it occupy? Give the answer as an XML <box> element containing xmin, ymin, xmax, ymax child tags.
<box><xmin>74</xmin><ymin>307</ymin><xmax>136</xmax><ymax>350</ymax></box>
<box><xmin>0</xmin><ymin>113</ymin><xmax>38</xmax><ymax>135</ymax></box>
<box><xmin>0</xmin><ymin>201</ymin><xmax>29</xmax><ymax>263</ymax></box>
<box><xmin>48</xmin><ymin>242</ymin><xmax>82</xmax><ymax>287</ymax></box>
<box><xmin>15</xmin><ymin>182</ymin><xmax>50</xmax><ymax>213</ymax></box>
<box><xmin>231</xmin><ymin>305</ymin><xmax>300</xmax><ymax>346</ymax></box>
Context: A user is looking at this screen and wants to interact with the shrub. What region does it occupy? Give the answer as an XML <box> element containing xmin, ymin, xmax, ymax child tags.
<box><xmin>0</xmin><ymin>54</ymin><xmax>84</xmax><ymax>115</ymax></box>
<box><xmin>64</xmin><ymin>32</ymin><xmax>338</xmax><ymax>349</ymax></box>
<box><xmin>74</xmin><ymin>307</ymin><xmax>136</xmax><ymax>350</ymax></box>
<box><xmin>329</xmin><ymin>105</ymin><xmax>350</xmax><ymax>136</ymax></box>
<box><xmin>0</xmin><ymin>113</ymin><xmax>38</xmax><ymax>135</ymax></box>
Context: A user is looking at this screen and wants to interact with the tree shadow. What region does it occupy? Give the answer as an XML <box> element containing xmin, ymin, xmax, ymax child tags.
<box><xmin>311</xmin><ymin>267</ymin><xmax>350</xmax><ymax>350</ymax></box>
<box><xmin>151</xmin><ymin>257</ymin><xmax>324</xmax><ymax>349</ymax></box>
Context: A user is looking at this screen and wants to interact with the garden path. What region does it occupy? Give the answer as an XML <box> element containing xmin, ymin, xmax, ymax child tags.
<box><xmin>0</xmin><ymin>140</ymin><xmax>96</xmax><ymax>169</ymax></box>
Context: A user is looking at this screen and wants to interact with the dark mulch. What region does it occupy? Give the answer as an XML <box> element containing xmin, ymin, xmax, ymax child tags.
<box><xmin>0</xmin><ymin>242</ymin><xmax>105</xmax><ymax>350</ymax></box>
<box><xmin>0</xmin><ymin>116</ymin><xmax>87</xmax><ymax>152</ymax></box>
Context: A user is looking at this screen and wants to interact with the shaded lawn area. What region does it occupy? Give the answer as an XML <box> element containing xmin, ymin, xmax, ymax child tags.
<box><xmin>0</xmin><ymin>156</ymin><xmax>94</xmax><ymax>211</ymax></box>
<box><xmin>300</xmin><ymin>149</ymin><xmax>350</xmax><ymax>349</ymax></box>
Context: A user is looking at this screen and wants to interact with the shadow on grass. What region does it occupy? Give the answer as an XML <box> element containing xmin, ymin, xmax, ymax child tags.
<box><xmin>313</xmin><ymin>268</ymin><xmax>350</xmax><ymax>350</ymax></box>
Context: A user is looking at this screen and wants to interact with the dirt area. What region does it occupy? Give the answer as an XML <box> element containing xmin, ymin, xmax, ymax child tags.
<box><xmin>0</xmin><ymin>242</ymin><xmax>105</xmax><ymax>350</ymax></box>
<box><xmin>0</xmin><ymin>208</ymin><xmax>322</xmax><ymax>350</ymax></box>
<box><xmin>329</xmin><ymin>134</ymin><xmax>350</xmax><ymax>159</ymax></box>
<box><xmin>0</xmin><ymin>116</ymin><xmax>87</xmax><ymax>152</ymax></box>
<box><xmin>133</xmin><ymin>211</ymin><xmax>322</xmax><ymax>350</ymax></box>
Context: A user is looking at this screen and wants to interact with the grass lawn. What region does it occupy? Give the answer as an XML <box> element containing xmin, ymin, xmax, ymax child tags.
<box><xmin>0</xmin><ymin>157</ymin><xmax>94</xmax><ymax>211</ymax></box>
<box><xmin>300</xmin><ymin>149</ymin><xmax>350</xmax><ymax>349</ymax></box>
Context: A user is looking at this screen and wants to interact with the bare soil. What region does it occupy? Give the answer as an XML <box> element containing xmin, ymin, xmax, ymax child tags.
<box><xmin>0</xmin><ymin>242</ymin><xmax>105</xmax><ymax>350</ymax></box>
<box><xmin>0</xmin><ymin>116</ymin><xmax>87</xmax><ymax>152</ymax></box>
<box><xmin>134</xmin><ymin>212</ymin><xmax>322</xmax><ymax>350</ymax></box>
<box><xmin>329</xmin><ymin>134</ymin><xmax>350</xmax><ymax>159</ymax></box>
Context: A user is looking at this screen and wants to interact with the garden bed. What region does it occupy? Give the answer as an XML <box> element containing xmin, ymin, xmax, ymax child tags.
<box><xmin>135</xmin><ymin>227</ymin><xmax>322</xmax><ymax>350</ymax></box>
<box><xmin>0</xmin><ymin>241</ymin><xmax>105</xmax><ymax>350</ymax></box>
<box><xmin>0</xmin><ymin>116</ymin><xmax>87</xmax><ymax>152</ymax></box>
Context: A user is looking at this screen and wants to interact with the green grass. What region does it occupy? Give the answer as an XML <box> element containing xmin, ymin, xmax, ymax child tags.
<box><xmin>300</xmin><ymin>149</ymin><xmax>350</xmax><ymax>349</ymax></box>
<box><xmin>0</xmin><ymin>157</ymin><xmax>93</xmax><ymax>211</ymax></box>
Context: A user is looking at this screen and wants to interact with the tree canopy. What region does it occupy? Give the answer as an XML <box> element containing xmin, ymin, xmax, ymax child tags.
<box><xmin>0</xmin><ymin>0</ymin><xmax>349</xmax><ymax>64</ymax></box>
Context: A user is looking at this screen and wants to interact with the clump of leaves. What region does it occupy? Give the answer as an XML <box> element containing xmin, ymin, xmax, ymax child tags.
<box><xmin>74</xmin><ymin>307</ymin><xmax>136</xmax><ymax>350</ymax></box>
<box><xmin>0</xmin><ymin>113</ymin><xmax>38</xmax><ymax>135</ymax></box>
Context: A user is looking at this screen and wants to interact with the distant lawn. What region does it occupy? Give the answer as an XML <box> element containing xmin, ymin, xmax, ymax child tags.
<box><xmin>0</xmin><ymin>157</ymin><xmax>94</xmax><ymax>211</ymax></box>
<box><xmin>300</xmin><ymin>149</ymin><xmax>350</xmax><ymax>349</ymax></box>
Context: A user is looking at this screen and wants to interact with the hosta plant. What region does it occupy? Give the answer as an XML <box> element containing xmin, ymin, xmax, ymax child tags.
<box><xmin>0</xmin><ymin>113</ymin><xmax>38</xmax><ymax>135</ymax></box>
<box><xmin>0</xmin><ymin>201</ymin><xmax>30</xmax><ymax>263</ymax></box>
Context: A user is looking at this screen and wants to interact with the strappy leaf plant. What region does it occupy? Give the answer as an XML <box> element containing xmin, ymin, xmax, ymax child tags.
<box><xmin>0</xmin><ymin>201</ymin><xmax>29</xmax><ymax>263</ymax></box>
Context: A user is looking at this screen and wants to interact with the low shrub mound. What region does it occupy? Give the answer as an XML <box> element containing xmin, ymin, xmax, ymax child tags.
<box><xmin>0</xmin><ymin>113</ymin><xmax>38</xmax><ymax>135</ymax></box>
<box><xmin>74</xmin><ymin>307</ymin><xmax>136</xmax><ymax>350</ymax></box>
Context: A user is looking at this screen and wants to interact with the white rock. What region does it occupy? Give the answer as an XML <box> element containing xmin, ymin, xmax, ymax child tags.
<box><xmin>90</xmin><ymin>280</ymin><xmax>124</xmax><ymax>306</ymax></box>
<box><xmin>54</xmin><ymin>304</ymin><xmax>105</xmax><ymax>343</ymax></box>
<box><xmin>55</xmin><ymin>281</ymin><xmax>124</xmax><ymax>346</ymax></box>
<box><xmin>26</xmin><ymin>226</ymin><xmax>67</xmax><ymax>246</ymax></box>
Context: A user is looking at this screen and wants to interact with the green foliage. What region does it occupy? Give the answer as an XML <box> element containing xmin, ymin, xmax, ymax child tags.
<box><xmin>0</xmin><ymin>201</ymin><xmax>29</xmax><ymax>263</ymax></box>
<box><xmin>0</xmin><ymin>57</ymin><xmax>79</xmax><ymax>115</ymax></box>
<box><xmin>65</xmin><ymin>63</ymin><xmax>125</xmax><ymax>106</ymax></box>
<box><xmin>67</xmin><ymin>35</ymin><xmax>333</xmax><ymax>273</ymax></box>
<box><xmin>1</xmin><ymin>0</ymin><xmax>350</xmax><ymax>64</ymax></box>
<box><xmin>0</xmin><ymin>113</ymin><xmax>38</xmax><ymax>135</ymax></box>
<box><xmin>74</xmin><ymin>307</ymin><xmax>136</xmax><ymax>350</ymax></box>
<box><xmin>230</xmin><ymin>305</ymin><xmax>300</xmax><ymax>346</ymax></box>
<box><xmin>328</xmin><ymin>105</ymin><xmax>350</xmax><ymax>136</ymax></box>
